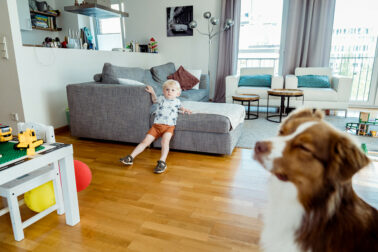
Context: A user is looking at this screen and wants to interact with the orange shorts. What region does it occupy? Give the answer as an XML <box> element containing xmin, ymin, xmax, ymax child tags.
<box><xmin>147</xmin><ymin>124</ymin><xmax>175</xmax><ymax>138</ymax></box>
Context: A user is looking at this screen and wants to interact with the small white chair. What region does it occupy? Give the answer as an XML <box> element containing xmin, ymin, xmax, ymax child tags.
<box><xmin>225</xmin><ymin>67</ymin><xmax>284</xmax><ymax>106</ymax></box>
<box><xmin>0</xmin><ymin>165</ymin><xmax>64</xmax><ymax>241</ymax></box>
<box><xmin>0</xmin><ymin>122</ymin><xmax>63</xmax><ymax>241</ymax></box>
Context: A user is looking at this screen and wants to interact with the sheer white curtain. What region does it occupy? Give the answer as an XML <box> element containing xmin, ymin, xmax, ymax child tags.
<box><xmin>281</xmin><ymin>0</ymin><xmax>336</xmax><ymax>76</ymax></box>
<box><xmin>213</xmin><ymin>0</ymin><xmax>241</xmax><ymax>103</ymax></box>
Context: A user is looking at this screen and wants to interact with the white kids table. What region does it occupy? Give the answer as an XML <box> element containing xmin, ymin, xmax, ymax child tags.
<box><xmin>0</xmin><ymin>143</ymin><xmax>80</xmax><ymax>239</ymax></box>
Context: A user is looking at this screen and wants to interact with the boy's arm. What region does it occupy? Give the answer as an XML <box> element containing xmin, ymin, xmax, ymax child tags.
<box><xmin>145</xmin><ymin>86</ymin><xmax>158</xmax><ymax>103</ymax></box>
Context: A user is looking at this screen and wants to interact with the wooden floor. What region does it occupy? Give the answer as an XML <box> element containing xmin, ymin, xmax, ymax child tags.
<box><xmin>0</xmin><ymin>132</ymin><xmax>377</xmax><ymax>251</ymax></box>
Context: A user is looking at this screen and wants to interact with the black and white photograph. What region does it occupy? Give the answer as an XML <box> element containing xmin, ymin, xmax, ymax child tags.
<box><xmin>166</xmin><ymin>6</ymin><xmax>193</xmax><ymax>37</ymax></box>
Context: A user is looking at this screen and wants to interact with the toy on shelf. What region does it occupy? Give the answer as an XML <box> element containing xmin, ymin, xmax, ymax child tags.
<box><xmin>346</xmin><ymin>112</ymin><xmax>378</xmax><ymax>137</ymax></box>
<box><xmin>148</xmin><ymin>37</ymin><xmax>158</xmax><ymax>53</ymax></box>
<box><xmin>0</xmin><ymin>124</ymin><xmax>12</xmax><ymax>142</ymax></box>
<box><xmin>15</xmin><ymin>129</ymin><xmax>43</xmax><ymax>156</ymax></box>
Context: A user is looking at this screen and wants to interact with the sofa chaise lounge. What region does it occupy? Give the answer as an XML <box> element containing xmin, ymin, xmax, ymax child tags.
<box><xmin>66</xmin><ymin>63</ymin><xmax>244</xmax><ymax>155</ymax></box>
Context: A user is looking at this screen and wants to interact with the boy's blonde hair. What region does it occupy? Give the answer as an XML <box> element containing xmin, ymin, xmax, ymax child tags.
<box><xmin>163</xmin><ymin>80</ymin><xmax>181</xmax><ymax>91</ymax></box>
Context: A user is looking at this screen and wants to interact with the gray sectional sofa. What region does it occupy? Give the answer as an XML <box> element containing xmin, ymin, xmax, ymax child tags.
<box><xmin>66</xmin><ymin>63</ymin><xmax>243</xmax><ymax>155</ymax></box>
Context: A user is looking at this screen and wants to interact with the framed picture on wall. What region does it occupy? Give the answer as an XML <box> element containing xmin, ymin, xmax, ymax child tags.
<box><xmin>166</xmin><ymin>6</ymin><xmax>193</xmax><ymax>37</ymax></box>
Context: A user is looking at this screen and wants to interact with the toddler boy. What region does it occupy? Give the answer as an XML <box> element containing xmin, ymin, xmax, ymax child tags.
<box><xmin>120</xmin><ymin>80</ymin><xmax>191</xmax><ymax>173</ymax></box>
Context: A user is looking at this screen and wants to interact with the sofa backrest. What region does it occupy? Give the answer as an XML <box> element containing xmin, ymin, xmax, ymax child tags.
<box><xmin>295</xmin><ymin>67</ymin><xmax>332</xmax><ymax>80</ymax></box>
<box><xmin>240</xmin><ymin>67</ymin><xmax>274</xmax><ymax>76</ymax></box>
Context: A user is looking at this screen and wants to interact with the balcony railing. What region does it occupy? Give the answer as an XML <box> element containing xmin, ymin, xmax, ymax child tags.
<box><xmin>329</xmin><ymin>56</ymin><xmax>375</xmax><ymax>102</ymax></box>
<box><xmin>237</xmin><ymin>55</ymin><xmax>375</xmax><ymax>102</ymax></box>
<box><xmin>237</xmin><ymin>57</ymin><xmax>279</xmax><ymax>75</ymax></box>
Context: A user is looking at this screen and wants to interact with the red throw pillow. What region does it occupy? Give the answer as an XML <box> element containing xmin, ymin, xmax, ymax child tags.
<box><xmin>167</xmin><ymin>66</ymin><xmax>200</xmax><ymax>90</ymax></box>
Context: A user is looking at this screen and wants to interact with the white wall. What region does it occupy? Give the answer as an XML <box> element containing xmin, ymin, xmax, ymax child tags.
<box><xmin>124</xmin><ymin>0</ymin><xmax>221</xmax><ymax>98</ymax></box>
<box><xmin>0</xmin><ymin>0</ymin><xmax>25</xmax><ymax>130</ymax></box>
<box><xmin>5</xmin><ymin>0</ymin><xmax>164</xmax><ymax>128</ymax></box>
<box><xmin>3</xmin><ymin>0</ymin><xmax>223</xmax><ymax>129</ymax></box>
<box><xmin>16</xmin><ymin>49</ymin><xmax>162</xmax><ymax>127</ymax></box>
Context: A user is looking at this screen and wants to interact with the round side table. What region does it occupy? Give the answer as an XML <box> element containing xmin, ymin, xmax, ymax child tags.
<box><xmin>232</xmin><ymin>94</ymin><xmax>260</xmax><ymax>120</ymax></box>
<box><xmin>267</xmin><ymin>89</ymin><xmax>304</xmax><ymax>123</ymax></box>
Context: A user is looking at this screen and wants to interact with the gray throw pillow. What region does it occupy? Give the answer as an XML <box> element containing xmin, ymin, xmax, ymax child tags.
<box><xmin>93</xmin><ymin>73</ymin><xmax>102</xmax><ymax>82</ymax></box>
<box><xmin>101</xmin><ymin>63</ymin><xmax>145</xmax><ymax>84</ymax></box>
<box><xmin>150</xmin><ymin>62</ymin><xmax>176</xmax><ymax>84</ymax></box>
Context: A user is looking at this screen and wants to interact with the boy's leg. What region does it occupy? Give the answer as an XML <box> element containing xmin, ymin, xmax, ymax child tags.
<box><xmin>131</xmin><ymin>134</ymin><xmax>155</xmax><ymax>158</ymax></box>
<box><xmin>159</xmin><ymin>132</ymin><xmax>173</xmax><ymax>162</ymax></box>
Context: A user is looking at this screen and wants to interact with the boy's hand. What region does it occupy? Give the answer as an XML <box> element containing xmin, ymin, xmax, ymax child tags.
<box><xmin>181</xmin><ymin>107</ymin><xmax>192</xmax><ymax>114</ymax></box>
<box><xmin>146</xmin><ymin>86</ymin><xmax>157</xmax><ymax>103</ymax></box>
<box><xmin>145</xmin><ymin>85</ymin><xmax>154</xmax><ymax>94</ymax></box>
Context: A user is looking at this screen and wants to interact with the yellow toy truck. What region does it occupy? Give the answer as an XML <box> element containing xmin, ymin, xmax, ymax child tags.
<box><xmin>0</xmin><ymin>125</ymin><xmax>12</xmax><ymax>142</ymax></box>
<box><xmin>15</xmin><ymin>129</ymin><xmax>43</xmax><ymax>155</ymax></box>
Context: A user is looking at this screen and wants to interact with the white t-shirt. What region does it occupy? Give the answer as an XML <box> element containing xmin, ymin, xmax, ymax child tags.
<box><xmin>153</xmin><ymin>96</ymin><xmax>181</xmax><ymax>126</ymax></box>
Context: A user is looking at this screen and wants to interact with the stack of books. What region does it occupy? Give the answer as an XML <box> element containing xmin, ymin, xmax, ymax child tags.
<box><xmin>31</xmin><ymin>14</ymin><xmax>57</xmax><ymax>30</ymax></box>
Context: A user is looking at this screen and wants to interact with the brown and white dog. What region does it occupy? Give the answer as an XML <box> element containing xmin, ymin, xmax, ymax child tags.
<box><xmin>254</xmin><ymin>108</ymin><xmax>378</xmax><ymax>252</ymax></box>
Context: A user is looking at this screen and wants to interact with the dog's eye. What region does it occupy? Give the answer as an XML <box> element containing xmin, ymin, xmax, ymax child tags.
<box><xmin>278</xmin><ymin>130</ymin><xmax>284</xmax><ymax>135</ymax></box>
<box><xmin>297</xmin><ymin>144</ymin><xmax>311</xmax><ymax>153</ymax></box>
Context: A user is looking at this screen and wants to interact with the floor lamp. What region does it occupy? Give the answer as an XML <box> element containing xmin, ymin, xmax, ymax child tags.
<box><xmin>189</xmin><ymin>11</ymin><xmax>234</xmax><ymax>80</ymax></box>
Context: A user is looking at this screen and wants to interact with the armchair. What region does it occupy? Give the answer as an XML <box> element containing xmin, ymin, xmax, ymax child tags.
<box><xmin>225</xmin><ymin>67</ymin><xmax>284</xmax><ymax>106</ymax></box>
<box><xmin>285</xmin><ymin>67</ymin><xmax>353</xmax><ymax>114</ymax></box>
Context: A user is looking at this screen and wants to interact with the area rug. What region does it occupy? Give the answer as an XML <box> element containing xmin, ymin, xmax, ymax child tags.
<box><xmin>236</xmin><ymin>114</ymin><xmax>378</xmax><ymax>151</ymax></box>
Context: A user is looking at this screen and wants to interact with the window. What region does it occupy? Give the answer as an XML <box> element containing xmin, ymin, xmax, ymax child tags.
<box><xmin>329</xmin><ymin>0</ymin><xmax>378</xmax><ymax>103</ymax></box>
<box><xmin>237</xmin><ymin>0</ymin><xmax>284</xmax><ymax>74</ymax></box>
<box><xmin>98</xmin><ymin>5</ymin><xmax>121</xmax><ymax>34</ymax></box>
<box><xmin>95</xmin><ymin>3</ymin><xmax>125</xmax><ymax>51</ymax></box>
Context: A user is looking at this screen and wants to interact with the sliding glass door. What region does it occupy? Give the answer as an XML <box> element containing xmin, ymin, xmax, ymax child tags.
<box><xmin>329</xmin><ymin>0</ymin><xmax>378</xmax><ymax>105</ymax></box>
<box><xmin>237</xmin><ymin>0</ymin><xmax>284</xmax><ymax>74</ymax></box>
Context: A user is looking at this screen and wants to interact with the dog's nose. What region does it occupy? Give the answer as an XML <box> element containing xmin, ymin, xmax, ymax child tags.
<box><xmin>255</xmin><ymin>141</ymin><xmax>270</xmax><ymax>155</ymax></box>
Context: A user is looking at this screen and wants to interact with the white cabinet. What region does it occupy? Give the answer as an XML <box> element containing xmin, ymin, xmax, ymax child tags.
<box><xmin>17</xmin><ymin>0</ymin><xmax>32</xmax><ymax>31</ymax></box>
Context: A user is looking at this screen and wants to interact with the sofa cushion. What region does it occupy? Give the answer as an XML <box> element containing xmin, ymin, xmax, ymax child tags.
<box><xmin>168</xmin><ymin>66</ymin><xmax>200</xmax><ymax>90</ymax></box>
<box><xmin>150</xmin><ymin>114</ymin><xmax>231</xmax><ymax>134</ymax></box>
<box><xmin>150</xmin><ymin>62</ymin><xmax>176</xmax><ymax>84</ymax></box>
<box><xmin>297</xmin><ymin>75</ymin><xmax>330</xmax><ymax>88</ymax></box>
<box><xmin>143</xmin><ymin>70</ymin><xmax>163</xmax><ymax>96</ymax></box>
<box><xmin>101</xmin><ymin>63</ymin><xmax>145</xmax><ymax>84</ymax></box>
<box><xmin>180</xmin><ymin>89</ymin><xmax>209</xmax><ymax>101</ymax></box>
<box><xmin>300</xmin><ymin>88</ymin><xmax>337</xmax><ymax>101</ymax></box>
<box><xmin>238</xmin><ymin>75</ymin><xmax>271</xmax><ymax>87</ymax></box>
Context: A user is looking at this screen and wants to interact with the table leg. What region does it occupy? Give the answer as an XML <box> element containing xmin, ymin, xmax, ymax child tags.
<box><xmin>247</xmin><ymin>101</ymin><xmax>250</xmax><ymax>119</ymax></box>
<box><xmin>7</xmin><ymin>195</ymin><xmax>24</xmax><ymax>241</ymax></box>
<box><xmin>257</xmin><ymin>99</ymin><xmax>259</xmax><ymax>118</ymax></box>
<box><xmin>286</xmin><ymin>96</ymin><xmax>290</xmax><ymax>115</ymax></box>
<box><xmin>267</xmin><ymin>95</ymin><xmax>270</xmax><ymax>119</ymax></box>
<box><xmin>279</xmin><ymin>96</ymin><xmax>285</xmax><ymax>122</ymax></box>
<box><xmin>59</xmin><ymin>155</ymin><xmax>80</xmax><ymax>226</ymax></box>
<box><xmin>53</xmin><ymin>161</ymin><xmax>65</xmax><ymax>215</ymax></box>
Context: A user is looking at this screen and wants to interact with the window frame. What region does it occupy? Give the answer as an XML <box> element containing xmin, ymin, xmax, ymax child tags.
<box><xmin>93</xmin><ymin>3</ymin><xmax>126</xmax><ymax>50</ymax></box>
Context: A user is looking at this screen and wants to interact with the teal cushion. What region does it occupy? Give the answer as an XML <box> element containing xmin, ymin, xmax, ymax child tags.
<box><xmin>238</xmin><ymin>75</ymin><xmax>271</xmax><ymax>87</ymax></box>
<box><xmin>297</xmin><ymin>75</ymin><xmax>330</xmax><ymax>88</ymax></box>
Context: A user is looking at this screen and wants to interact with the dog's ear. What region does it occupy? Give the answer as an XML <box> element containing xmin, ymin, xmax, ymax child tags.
<box><xmin>280</xmin><ymin>108</ymin><xmax>323</xmax><ymax>135</ymax></box>
<box><xmin>330</xmin><ymin>135</ymin><xmax>370</xmax><ymax>181</ymax></box>
<box><xmin>285</xmin><ymin>108</ymin><xmax>323</xmax><ymax>122</ymax></box>
<box><xmin>312</xmin><ymin>109</ymin><xmax>324</xmax><ymax>120</ymax></box>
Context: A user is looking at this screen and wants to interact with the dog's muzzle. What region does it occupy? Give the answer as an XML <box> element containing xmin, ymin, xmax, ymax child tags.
<box><xmin>253</xmin><ymin>141</ymin><xmax>271</xmax><ymax>164</ymax></box>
